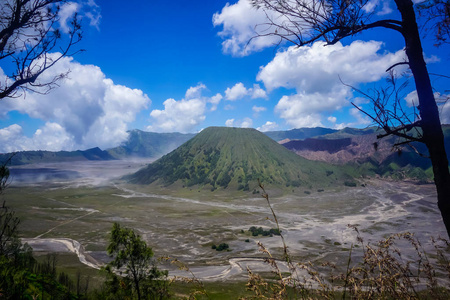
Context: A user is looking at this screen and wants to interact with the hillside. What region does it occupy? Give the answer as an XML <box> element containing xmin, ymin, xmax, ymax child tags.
<box><xmin>264</xmin><ymin>127</ymin><xmax>337</xmax><ymax>142</ymax></box>
<box><xmin>126</xmin><ymin>127</ymin><xmax>354</xmax><ymax>191</ymax></box>
<box><xmin>3</xmin><ymin>125</ymin><xmax>448</xmax><ymax>184</ymax></box>
<box><xmin>0</xmin><ymin>130</ymin><xmax>195</xmax><ymax>166</ymax></box>
<box><xmin>280</xmin><ymin>125</ymin><xmax>450</xmax><ymax>182</ymax></box>
<box><xmin>0</xmin><ymin>147</ymin><xmax>114</xmax><ymax>166</ymax></box>
<box><xmin>107</xmin><ymin>129</ymin><xmax>195</xmax><ymax>158</ymax></box>
<box><xmin>280</xmin><ymin>132</ymin><xmax>394</xmax><ymax>164</ymax></box>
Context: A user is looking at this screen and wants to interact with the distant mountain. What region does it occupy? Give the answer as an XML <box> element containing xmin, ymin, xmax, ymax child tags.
<box><xmin>0</xmin><ymin>147</ymin><xmax>114</xmax><ymax>166</ymax></box>
<box><xmin>107</xmin><ymin>129</ymin><xmax>195</xmax><ymax>159</ymax></box>
<box><xmin>264</xmin><ymin>127</ymin><xmax>337</xmax><ymax>142</ymax></box>
<box><xmin>3</xmin><ymin>125</ymin><xmax>448</xmax><ymax>185</ymax></box>
<box><xmin>0</xmin><ymin>130</ymin><xmax>195</xmax><ymax>166</ymax></box>
<box><xmin>126</xmin><ymin>127</ymin><xmax>353</xmax><ymax>191</ymax></box>
<box><xmin>317</xmin><ymin>126</ymin><xmax>379</xmax><ymax>139</ymax></box>
<box><xmin>283</xmin><ymin>138</ymin><xmax>353</xmax><ymax>154</ymax></box>
<box><xmin>280</xmin><ymin>130</ymin><xmax>391</xmax><ymax>164</ymax></box>
<box><xmin>280</xmin><ymin>125</ymin><xmax>450</xmax><ymax>182</ymax></box>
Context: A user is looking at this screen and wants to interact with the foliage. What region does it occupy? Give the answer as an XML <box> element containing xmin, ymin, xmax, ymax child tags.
<box><xmin>101</xmin><ymin>223</ymin><xmax>169</xmax><ymax>300</ymax></box>
<box><xmin>248</xmin><ymin>226</ymin><xmax>281</xmax><ymax>237</ymax></box>
<box><xmin>0</xmin><ymin>161</ymin><xmax>87</xmax><ymax>299</ymax></box>
<box><xmin>211</xmin><ymin>243</ymin><xmax>230</xmax><ymax>251</ymax></box>
<box><xmin>0</xmin><ymin>252</ymin><xmax>88</xmax><ymax>299</ymax></box>
<box><xmin>0</xmin><ymin>165</ymin><xmax>9</xmax><ymax>193</ymax></box>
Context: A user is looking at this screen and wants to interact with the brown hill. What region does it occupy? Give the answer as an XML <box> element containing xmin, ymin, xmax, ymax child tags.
<box><xmin>280</xmin><ymin>134</ymin><xmax>395</xmax><ymax>164</ymax></box>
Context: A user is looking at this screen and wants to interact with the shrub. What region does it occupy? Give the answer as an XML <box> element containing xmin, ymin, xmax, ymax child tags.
<box><xmin>344</xmin><ymin>181</ymin><xmax>357</xmax><ymax>187</ymax></box>
<box><xmin>211</xmin><ymin>243</ymin><xmax>230</xmax><ymax>251</ymax></box>
<box><xmin>248</xmin><ymin>226</ymin><xmax>281</xmax><ymax>237</ymax></box>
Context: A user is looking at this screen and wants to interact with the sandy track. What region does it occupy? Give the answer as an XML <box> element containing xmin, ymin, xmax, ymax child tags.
<box><xmin>22</xmin><ymin>237</ymin><xmax>102</xmax><ymax>270</ymax></box>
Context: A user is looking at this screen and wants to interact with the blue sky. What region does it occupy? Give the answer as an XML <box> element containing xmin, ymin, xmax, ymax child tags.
<box><xmin>0</xmin><ymin>0</ymin><xmax>449</xmax><ymax>152</ymax></box>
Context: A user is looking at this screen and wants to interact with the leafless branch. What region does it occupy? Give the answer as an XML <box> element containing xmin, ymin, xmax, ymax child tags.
<box><xmin>345</xmin><ymin>72</ymin><xmax>426</xmax><ymax>157</ymax></box>
<box><xmin>250</xmin><ymin>0</ymin><xmax>404</xmax><ymax>48</ymax></box>
<box><xmin>416</xmin><ymin>0</ymin><xmax>450</xmax><ymax>46</ymax></box>
<box><xmin>0</xmin><ymin>0</ymin><xmax>83</xmax><ymax>100</ymax></box>
<box><xmin>386</xmin><ymin>61</ymin><xmax>410</xmax><ymax>72</ymax></box>
<box><xmin>429</xmin><ymin>73</ymin><xmax>450</xmax><ymax>79</ymax></box>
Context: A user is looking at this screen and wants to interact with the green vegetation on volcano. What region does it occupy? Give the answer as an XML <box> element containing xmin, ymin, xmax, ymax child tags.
<box><xmin>126</xmin><ymin>127</ymin><xmax>353</xmax><ymax>191</ymax></box>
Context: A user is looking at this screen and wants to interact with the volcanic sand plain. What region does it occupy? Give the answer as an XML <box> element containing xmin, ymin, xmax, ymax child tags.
<box><xmin>5</xmin><ymin>159</ymin><xmax>447</xmax><ymax>281</ymax></box>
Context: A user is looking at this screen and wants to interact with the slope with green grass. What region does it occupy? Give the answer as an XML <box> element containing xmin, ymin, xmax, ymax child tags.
<box><xmin>126</xmin><ymin>127</ymin><xmax>354</xmax><ymax>191</ymax></box>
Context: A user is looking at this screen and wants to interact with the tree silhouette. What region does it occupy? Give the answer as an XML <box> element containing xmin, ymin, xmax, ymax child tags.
<box><xmin>0</xmin><ymin>0</ymin><xmax>83</xmax><ymax>100</ymax></box>
<box><xmin>251</xmin><ymin>0</ymin><xmax>450</xmax><ymax>236</ymax></box>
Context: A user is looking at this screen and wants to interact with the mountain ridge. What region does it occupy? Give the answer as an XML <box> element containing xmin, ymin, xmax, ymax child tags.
<box><xmin>0</xmin><ymin>147</ymin><xmax>115</xmax><ymax>166</ymax></box>
<box><xmin>2</xmin><ymin>125</ymin><xmax>449</xmax><ymax>184</ymax></box>
<box><xmin>125</xmin><ymin>127</ymin><xmax>353</xmax><ymax>191</ymax></box>
<box><xmin>107</xmin><ymin>129</ymin><xmax>195</xmax><ymax>159</ymax></box>
<box><xmin>281</xmin><ymin>125</ymin><xmax>450</xmax><ymax>182</ymax></box>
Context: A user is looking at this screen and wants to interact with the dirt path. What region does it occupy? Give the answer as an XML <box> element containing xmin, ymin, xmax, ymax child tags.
<box><xmin>23</xmin><ymin>237</ymin><xmax>102</xmax><ymax>270</ymax></box>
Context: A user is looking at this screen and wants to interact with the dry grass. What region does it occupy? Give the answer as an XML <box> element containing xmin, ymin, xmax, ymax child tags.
<box><xmin>241</xmin><ymin>181</ymin><xmax>450</xmax><ymax>299</ymax></box>
<box><xmin>159</xmin><ymin>255</ymin><xmax>210</xmax><ymax>299</ymax></box>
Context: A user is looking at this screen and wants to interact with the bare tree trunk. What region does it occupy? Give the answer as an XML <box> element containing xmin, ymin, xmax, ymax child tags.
<box><xmin>395</xmin><ymin>0</ymin><xmax>450</xmax><ymax>237</ymax></box>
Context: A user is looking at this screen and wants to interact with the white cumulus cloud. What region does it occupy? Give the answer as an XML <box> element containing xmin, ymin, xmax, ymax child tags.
<box><xmin>0</xmin><ymin>123</ymin><xmax>75</xmax><ymax>152</ymax></box>
<box><xmin>213</xmin><ymin>0</ymin><xmax>284</xmax><ymax>56</ymax></box>
<box><xmin>225</xmin><ymin>117</ymin><xmax>253</xmax><ymax>128</ymax></box>
<box><xmin>225</xmin><ymin>82</ymin><xmax>249</xmax><ymax>101</ymax></box>
<box><xmin>405</xmin><ymin>90</ymin><xmax>418</xmax><ymax>107</ymax></box>
<box><xmin>225</xmin><ymin>82</ymin><xmax>267</xmax><ymax>100</ymax></box>
<box><xmin>251</xmin><ymin>84</ymin><xmax>267</xmax><ymax>99</ymax></box>
<box><xmin>436</xmin><ymin>92</ymin><xmax>450</xmax><ymax>124</ymax></box>
<box><xmin>209</xmin><ymin>93</ymin><xmax>223</xmax><ymax>111</ymax></box>
<box><xmin>1</xmin><ymin>55</ymin><xmax>150</xmax><ymax>152</ymax></box>
<box><xmin>257</xmin><ymin>121</ymin><xmax>278</xmax><ymax>132</ymax></box>
<box><xmin>59</xmin><ymin>1</ymin><xmax>102</xmax><ymax>33</ymax></box>
<box><xmin>258</xmin><ymin>40</ymin><xmax>406</xmax><ymax>128</ymax></box>
<box><xmin>274</xmin><ymin>91</ymin><xmax>349</xmax><ymax>128</ymax></box>
<box><xmin>148</xmin><ymin>84</ymin><xmax>210</xmax><ymax>133</ymax></box>
<box><xmin>252</xmin><ymin>105</ymin><xmax>267</xmax><ymax>113</ymax></box>
<box><xmin>225</xmin><ymin>119</ymin><xmax>235</xmax><ymax>127</ymax></box>
<box><xmin>441</xmin><ymin>100</ymin><xmax>450</xmax><ymax>124</ymax></box>
<box><xmin>185</xmin><ymin>83</ymin><xmax>207</xmax><ymax>99</ymax></box>
<box><xmin>59</xmin><ymin>2</ymin><xmax>80</xmax><ymax>33</ymax></box>
<box><xmin>327</xmin><ymin>116</ymin><xmax>337</xmax><ymax>123</ymax></box>
<box><xmin>258</xmin><ymin>41</ymin><xmax>405</xmax><ymax>92</ymax></box>
<box><xmin>0</xmin><ymin>125</ymin><xmax>26</xmax><ymax>153</ymax></box>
